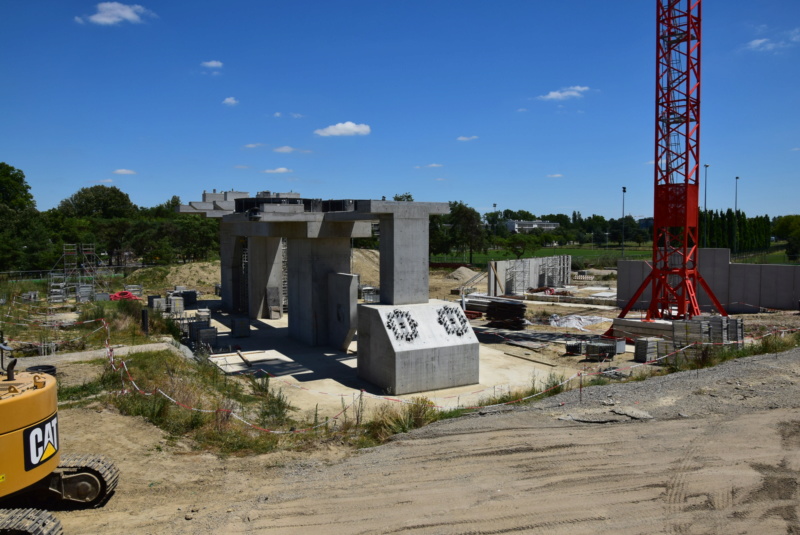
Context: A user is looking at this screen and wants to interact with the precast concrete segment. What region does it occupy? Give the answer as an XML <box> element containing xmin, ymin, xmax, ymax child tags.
<box><xmin>379</xmin><ymin>214</ymin><xmax>430</xmax><ymax>305</ymax></box>
<box><xmin>287</xmin><ymin>237</ymin><xmax>351</xmax><ymax>346</ymax></box>
<box><xmin>328</xmin><ymin>273</ymin><xmax>358</xmax><ymax>352</ymax></box>
<box><xmin>358</xmin><ymin>300</ymin><xmax>480</xmax><ymax>395</ymax></box>
<box><xmin>246</xmin><ymin>236</ymin><xmax>283</xmax><ymax>319</ymax></box>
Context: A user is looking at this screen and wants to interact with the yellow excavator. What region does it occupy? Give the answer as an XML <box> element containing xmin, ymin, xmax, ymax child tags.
<box><xmin>1</xmin><ymin>347</ymin><xmax>120</xmax><ymax>535</ymax></box>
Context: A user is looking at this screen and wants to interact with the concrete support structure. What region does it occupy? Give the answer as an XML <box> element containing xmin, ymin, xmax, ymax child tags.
<box><xmin>357</xmin><ymin>301</ymin><xmax>479</xmax><ymax>395</ymax></box>
<box><xmin>180</xmin><ymin>192</ymin><xmax>480</xmax><ymax>394</ymax></box>
<box><xmin>378</xmin><ymin>205</ymin><xmax>432</xmax><ymax>305</ymax></box>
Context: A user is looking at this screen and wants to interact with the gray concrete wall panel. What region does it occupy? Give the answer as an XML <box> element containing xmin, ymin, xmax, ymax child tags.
<box><xmin>328</xmin><ymin>273</ymin><xmax>358</xmax><ymax>351</ymax></box>
<box><xmin>247</xmin><ymin>237</ymin><xmax>283</xmax><ymax>319</ymax></box>
<box><xmin>287</xmin><ymin>238</ymin><xmax>351</xmax><ymax>346</ymax></box>
<box><xmin>760</xmin><ymin>265</ymin><xmax>796</xmax><ymax>310</ymax></box>
<box><xmin>728</xmin><ymin>264</ymin><xmax>761</xmax><ymax>313</ymax></box>
<box><xmin>697</xmin><ymin>249</ymin><xmax>730</xmax><ymax>312</ymax></box>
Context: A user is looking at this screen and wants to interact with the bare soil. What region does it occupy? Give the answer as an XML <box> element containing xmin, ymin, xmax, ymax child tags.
<box><xmin>56</xmin><ymin>348</ymin><xmax>800</xmax><ymax>534</ymax></box>
<box><xmin>26</xmin><ymin>257</ymin><xmax>800</xmax><ymax>533</ymax></box>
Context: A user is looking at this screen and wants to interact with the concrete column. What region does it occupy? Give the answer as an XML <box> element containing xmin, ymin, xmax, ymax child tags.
<box><xmin>246</xmin><ymin>237</ymin><xmax>283</xmax><ymax>319</ymax></box>
<box><xmin>219</xmin><ymin>227</ymin><xmax>237</xmax><ymax>312</ymax></box>
<box><xmin>379</xmin><ymin>214</ymin><xmax>430</xmax><ymax>305</ymax></box>
<box><xmin>287</xmin><ymin>237</ymin><xmax>351</xmax><ymax>346</ymax></box>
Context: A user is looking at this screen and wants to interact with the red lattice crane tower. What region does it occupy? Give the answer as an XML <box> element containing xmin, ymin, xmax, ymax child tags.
<box><xmin>619</xmin><ymin>0</ymin><xmax>726</xmax><ymax>320</ymax></box>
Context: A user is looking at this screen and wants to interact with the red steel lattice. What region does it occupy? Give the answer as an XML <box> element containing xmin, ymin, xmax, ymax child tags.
<box><xmin>619</xmin><ymin>0</ymin><xmax>726</xmax><ymax>320</ymax></box>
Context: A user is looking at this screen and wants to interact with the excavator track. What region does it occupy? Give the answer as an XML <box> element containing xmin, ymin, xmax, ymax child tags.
<box><xmin>0</xmin><ymin>508</ymin><xmax>63</xmax><ymax>535</ymax></box>
<box><xmin>54</xmin><ymin>454</ymin><xmax>120</xmax><ymax>507</ymax></box>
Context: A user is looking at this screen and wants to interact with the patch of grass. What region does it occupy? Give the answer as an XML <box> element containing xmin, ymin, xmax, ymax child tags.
<box><xmin>364</xmin><ymin>397</ymin><xmax>439</xmax><ymax>443</ymax></box>
<box><xmin>57</xmin><ymin>370</ymin><xmax>118</xmax><ymax>402</ymax></box>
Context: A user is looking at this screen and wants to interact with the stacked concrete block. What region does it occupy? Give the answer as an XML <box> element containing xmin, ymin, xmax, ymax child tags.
<box><xmin>169</xmin><ymin>296</ymin><xmax>184</xmax><ymax>314</ymax></box>
<box><xmin>634</xmin><ymin>337</ymin><xmax>660</xmax><ymax>363</ymax></box>
<box><xmin>586</xmin><ymin>342</ymin><xmax>615</xmax><ymax>361</ymax></box>
<box><xmin>709</xmin><ymin>316</ymin><xmax>729</xmax><ymax>345</ymax></box>
<box><xmin>197</xmin><ymin>328</ymin><xmax>218</xmax><ymax>347</ymax></box>
<box><xmin>672</xmin><ymin>319</ymin><xmax>709</xmax><ymax>347</ymax></box>
<box><xmin>124</xmin><ymin>285</ymin><xmax>143</xmax><ymax>297</ymax></box>
<box><xmin>728</xmin><ymin>318</ymin><xmax>744</xmax><ymax>349</ymax></box>
<box><xmin>231</xmin><ymin>318</ymin><xmax>251</xmax><ymax>338</ymax></box>
<box><xmin>565</xmin><ymin>341</ymin><xmax>586</xmax><ymax>355</ymax></box>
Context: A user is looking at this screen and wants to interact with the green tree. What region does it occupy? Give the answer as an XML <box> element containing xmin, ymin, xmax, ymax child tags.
<box><xmin>448</xmin><ymin>201</ymin><xmax>486</xmax><ymax>264</ymax></box>
<box><xmin>58</xmin><ymin>185</ymin><xmax>137</xmax><ymax>219</ymax></box>
<box><xmin>0</xmin><ymin>163</ymin><xmax>35</xmax><ymax>210</ymax></box>
<box><xmin>392</xmin><ymin>192</ymin><xmax>414</xmax><ymax>201</ymax></box>
<box><xmin>499</xmin><ymin>233</ymin><xmax>541</xmax><ymax>259</ymax></box>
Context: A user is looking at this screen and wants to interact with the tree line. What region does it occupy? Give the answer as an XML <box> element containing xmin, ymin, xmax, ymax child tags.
<box><xmin>0</xmin><ymin>165</ymin><xmax>782</xmax><ymax>272</ymax></box>
<box><xmin>0</xmin><ymin>163</ymin><xmax>219</xmax><ymax>272</ymax></box>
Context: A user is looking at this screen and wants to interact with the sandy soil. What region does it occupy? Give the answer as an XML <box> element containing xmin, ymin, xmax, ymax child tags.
<box><xmin>55</xmin><ymin>348</ymin><xmax>800</xmax><ymax>535</ymax></box>
<box><xmin>16</xmin><ymin>256</ymin><xmax>800</xmax><ymax>534</ymax></box>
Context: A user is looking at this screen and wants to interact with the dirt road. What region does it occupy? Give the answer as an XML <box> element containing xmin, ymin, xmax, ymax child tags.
<box><xmin>57</xmin><ymin>348</ymin><xmax>800</xmax><ymax>534</ymax></box>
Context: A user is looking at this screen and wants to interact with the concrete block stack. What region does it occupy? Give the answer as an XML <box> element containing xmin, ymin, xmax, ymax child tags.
<box><xmin>634</xmin><ymin>337</ymin><xmax>660</xmax><ymax>363</ymax></box>
<box><xmin>486</xmin><ymin>299</ymin><xmax>527</xmax><ymax>330</ymax></box>
<box><xmin>728</xmin><ymin>318</ymin><xmax>744</xmax><ymax>348</ymax></box>
<box><xmin>565</xmin><ymin>340</ymin><xmax>586</xmax><ymax>355</ymax></box>
<box><xmin>709</xmin><ymin>316</ymin><xmax>729</xmax><ymax>345</ymax></box>
<box><xmin>672</xmin><ymin>319</ymin><xmax>710</xmax><ymax>347</ymax></box>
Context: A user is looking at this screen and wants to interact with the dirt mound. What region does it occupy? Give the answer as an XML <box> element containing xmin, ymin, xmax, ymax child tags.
<box><xmin>352</xmin><ymin>249</ymin><xmax>380</xmax><ymax>286</ymax></box>
<box><xmin>445</xmin><ymin>266</ymin><xmax>479</xmax><ymax>282</ymax></box>
<box><xmin>127</xmin><ymin>261</ymin><xmax>221</xmax><ymax>295</ymax></box>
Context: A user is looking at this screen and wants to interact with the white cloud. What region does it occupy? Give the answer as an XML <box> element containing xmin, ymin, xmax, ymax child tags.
<box><xmin>201</xmin><ymin>60</ymin><xmax>223</xmax><ymax>69</ymax></box>
<box><xmin>97</xmin><ymin>179</ymin><xmax>114</xmax><ymax>183</ymax></box>
<box><xmin>746</xmin><ymin>38</ymin><xmax>781</xmax><ymax>51</ymax></box>
<box><xmin>516</xmin><ymin>108</ymin><xmax>529</xmax><ymax>112</ymax></box>
<box><xmin>263</xmin><ymin>167</ymin><xmax>293</xmax><ymax>174</ymax></box>
<box><xmin>113</xmin><ymin>169</ymin><xmax>136</xmax><ymax>175</ymax></box>
<box><xmin>745</xmin><ymin>27</ymin><xmax>800</xmax><ymax>51</ymax></box>
<box><xmin>537</xmin><ymin>85</ymin><xmax>590</xmax><ymax>101</ymax></box>
<box><xmin>223</xmin><ymin>97</ymin><xmax>239</xmax><ymax>106</ymax></box>
<box><xmin>457</xmin><ymin>135</ymin><xmax>478</xmax><ymax>142</ymax></box>
<box><xmin>273</xmin><ymin>146</ymin><xmax>310</xmax><ymax>154</ymax></box>
<box><xmin>234</xmin><ymin>165</ymin><xmax>250</xmax><ymax>169</ymax></box>
<box><xmin>414</xmin><ymin>163</ymin><xmax>443</xmax><ymax>169</ymax></box>
<box><xmin>314</xmin><ymin>121</ymin><xmax>371</xmax><ymax>137</ymax></box>
<box><xmin>79</xmin><ymin>2</ymin><xmax>156</xmax><ymax>25</ymax></box>
<box><xmin>290</xmin><ymin>113</ymin><xmax>304</xmax><ymax>119</ymax></box>
<box><xmin>792</xmin><ymin>148</ymin><xmax>800</xmax><ymax>151</ymax></box>
<box><xmin>273</xmin><ymin>112</ymin><xmax>282</xmax><ymax>118</ymax></box>
<box><xmin>546</xmin><ymin>174</ymin><xmax>563</xmax><ymax>178</ymax></box>
<box><xmin>243</xmin><ymin>143</ymin><xmax>264</xmax><ymax>149</ymax></box>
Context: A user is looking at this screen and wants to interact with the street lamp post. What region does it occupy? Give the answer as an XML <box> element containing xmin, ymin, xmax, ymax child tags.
<box><xmin>621</xmin><ymin>187</ymin><xmax>626</xmax><ymax>257</ymax></box>
<box><xmin>703</xmin><ymin>164</ymin><xmax>709</xmax><ymax>248</ymax></box>
<box><xmin>734</xmin><ymin>176</ymin><xmax>740</xmax><ymax>254</ymax></box>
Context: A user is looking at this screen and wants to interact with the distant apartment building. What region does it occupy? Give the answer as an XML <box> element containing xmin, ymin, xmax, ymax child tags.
<box><xmin>505</xmin><ymin>220</ymin><xmax>560</xmax><ymax>234</ymax></box>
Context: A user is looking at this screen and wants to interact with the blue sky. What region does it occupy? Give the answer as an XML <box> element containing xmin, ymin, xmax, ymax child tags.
<box><xmin>2</xmin><ymin>1</ymin><xmax>798</xmax><ymax>219</ymax></box>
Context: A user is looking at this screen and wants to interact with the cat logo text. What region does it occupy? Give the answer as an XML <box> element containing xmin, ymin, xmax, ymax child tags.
<box><xmin>23</xmin><ymin>414</ymin><xmax>59</xmax><ymax>471</ymax></box>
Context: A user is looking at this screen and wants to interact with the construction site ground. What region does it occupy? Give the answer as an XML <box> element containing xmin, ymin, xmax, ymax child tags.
<box><xmin>17</xmin><ymin>257</ymin><xmax>800</xmax><ymax>533</ymax></box>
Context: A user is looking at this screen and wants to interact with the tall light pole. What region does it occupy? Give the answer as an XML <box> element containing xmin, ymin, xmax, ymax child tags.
<box><xmin>621</xmin><ymin>186</ymin><xmax>626</xmax><ymax>257</ymax></box>
<box><xmin>734</xmin><ymin>176</ymin><xmax>740</xmax><ymax>254</ymax></box>
<box><xmin>703</xmin><ymin>164</ymin><xmax>709</xmax><ymax>248</ymax></box>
